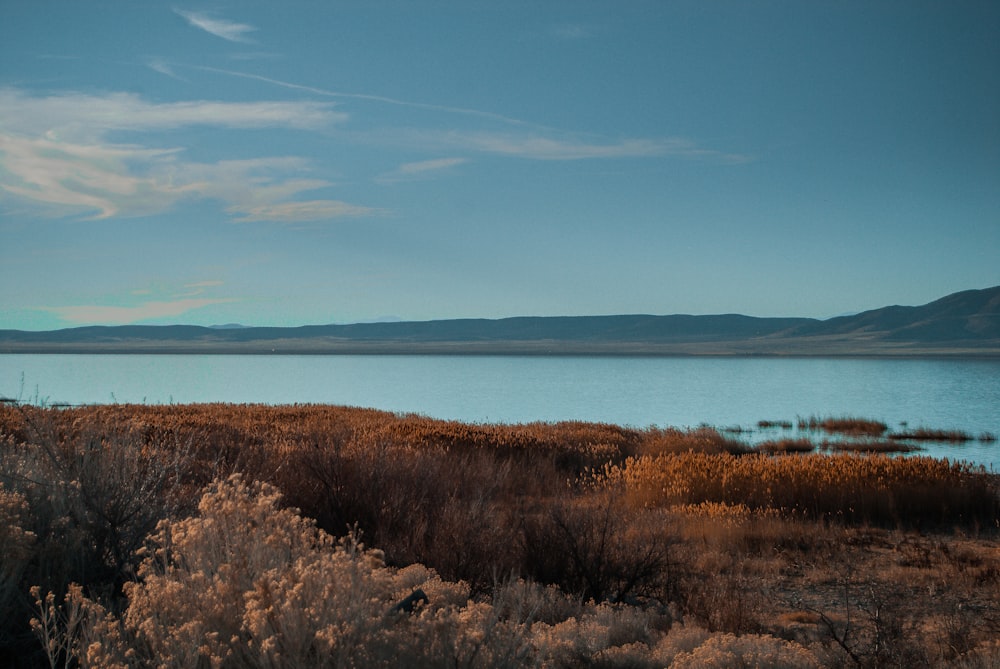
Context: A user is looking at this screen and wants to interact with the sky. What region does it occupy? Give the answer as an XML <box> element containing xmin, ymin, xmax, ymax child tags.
<box><xmin>1</xmin><ymin>1</ymin><xmax>998</xmax><ymax>330</ymax></box>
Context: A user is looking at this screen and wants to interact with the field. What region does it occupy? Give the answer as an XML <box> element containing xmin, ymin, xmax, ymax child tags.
<box><xmin>1</xmin><ymin>403</ymin><xmax>998</xmax><ymax>668</ymax></box>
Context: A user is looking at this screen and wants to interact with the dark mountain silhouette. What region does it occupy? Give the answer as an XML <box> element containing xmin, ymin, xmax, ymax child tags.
<box><xmin>785</xmin><ymin>286</ymin><xmax>1000</xmax><ymax>342</ymax></box>
<box><xmin>1</xmin><ymin>286</ymin><xmax>998</xmax><ymax>355</ymax></box>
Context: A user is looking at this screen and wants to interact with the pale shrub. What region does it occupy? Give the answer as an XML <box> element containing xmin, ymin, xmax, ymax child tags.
<box><xmin>0</xmin><ymin>484</ymin><xmax>36</xmax><ymax>643</ymax></box>
<box><xmin>670</xmin><ymin>632</ymin><xmax>821</xmax><ymax>669</ymax></box>
<box><xmin>0</xmin><ymin>483</ymin><xmax>35</xmax><ymax>585</ymax></box>
<box><xmin>31</xmin><ymin>584</ymin><xmax>127</xmax><ymax>669</ymax></box>
<box><xmin>37</xmin><ymin>474</ymin><xmax>836</xmax><ymax>669</ymax></box>
<box><xmin>121</xmin><ymin>474</ymin><xmax>336</xmax><ymax>667</ymax></box>
<box><xmin>36</xmin><ymin>474</ymin><xmax>541</xmax><ymax>669</ymax></box>
<box><xmin>125</xmin><ymin>474</ymin><xmax>539</xmax><ymax>668</ymax></box>
<box><xmin>1</xmin><ymin>410</ymin><xmax>190</xmax><ymax>615</ymax></box>
<box><xmin>530</xmin><ymin>603</ymin><xmax>656</xmax><ymax>668</ymax></box>
<box><xmin>646</xmin><ymin>622</ymin><xmax>712</xmax><ymax>665</ymax></box>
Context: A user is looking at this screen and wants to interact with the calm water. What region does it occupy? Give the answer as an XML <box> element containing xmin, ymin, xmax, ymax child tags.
<box><xmin>2</xmin><ymin>354</ymin><xmax>998</xmax><ymax>470</ymax></box>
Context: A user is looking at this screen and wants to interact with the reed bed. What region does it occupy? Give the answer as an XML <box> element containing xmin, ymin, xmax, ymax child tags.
<box><xmin>754</xmin><ymin>438</ymin><xmax>816</xmax><ymax>454</ymax></box>
<box><xmin>797</xmin><ymin>415</ymin><xmax>889</xmax><ymax>437</ymax></box>
<box><xmin>821</xmin><ymin>439</ymin><xmax>923</xmax><ymax>454</ymax></box>
<box><xmin>757</xmin><ymin>420</ymin><xmax>794</xmax><ymax>429</ymax></box>
<box><xmin>599</xmin><ymin>451</ymin><xmax>998</xmax><ymax>528</ymax></box>
<box><xmin>889</xmin><ymin>427</ymin><xmax>975</xmax><ymax>442</ymax></box>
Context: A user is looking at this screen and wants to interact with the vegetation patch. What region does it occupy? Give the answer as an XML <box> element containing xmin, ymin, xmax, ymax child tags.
<box><xmin>889</xmin><ymin>428</ymin><xmax>976</xmax><ymax>442</ymax></box>
<box><xmin>798</xmin><ymin>415</ymin><xmax>889</xmax><ymax>437</ymax></box>
<box><xmin>755</xmin><ymin>438</ymin><xmax>816</xmax><ymax>454</ymax></box>
<box><xmin>822</xmin><ymin>439</ymin><xmax>923</xmax><ymax>454</ymax></box>
<box><xmin>1</xmin><ymin>403</ymin><xmax>998</xmax><ymax>668</ymax></box>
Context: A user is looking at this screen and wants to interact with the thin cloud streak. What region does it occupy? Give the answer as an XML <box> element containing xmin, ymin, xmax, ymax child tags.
<box><xmin>229</xmin><ymin>200</ymin><xmax>385</xmax><ymax>223</ymax></box>
<box><xmin>146</xmin><ymin>58</ymin><xmax>185</xmax><ymax>81</ymax></box>
<box><xmin>192</xmin><ymin>66</ymin><xmax>542</xmax><ymax>129</ymax></box>
<box><xmin>376</xmin><ymin>157</ymin><xmax>467</xmax><ymax>184</ymax></box>
<box><xmin>400</xmin><ymin>158</ymin><xmax>468</xmax><ymax>174</ymax></box>
<box><xmin>174</xmin><ymin>9</ymin><xmax>257</xmax><ymax>43</ymax></box>
<box><xmin>176</xmin><ymin>280</ymin><xmax>225</xmax><ymax>297</ymax></box>
<box><xmin>0</xmin><ymin>88</ymin><xmax>344</xmax><ymax>141</ymax></box>
<box><xmin>464</xmin><ymin>134</ymin><xmax>679</xmax><ymax>160</ymax></box>
<box><xmin>191</xmin><ymin>66</ymin><xmax>749</xmax><ymax>163</ymax></box>
<box><xmin>371</xmin><ymin>129</ymin><xmax>751</xmax><ymax>163</ymax></box>
<box><xmin>44</xmin><ymin>298</ymin><xmax>236</xmax><ymax>325</ymax></box>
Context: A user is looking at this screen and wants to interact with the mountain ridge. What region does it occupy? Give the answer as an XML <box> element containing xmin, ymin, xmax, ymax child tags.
<box><xmin>2</xmin><ymin>286</ymin><xmax>998</xmax><ymax>356</ymax></box>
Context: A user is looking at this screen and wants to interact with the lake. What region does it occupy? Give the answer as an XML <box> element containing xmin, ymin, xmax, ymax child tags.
<box><xmin>2</xmin><ymin>354</ymin><xmax>998</xmax><ymax>470</ymax></box>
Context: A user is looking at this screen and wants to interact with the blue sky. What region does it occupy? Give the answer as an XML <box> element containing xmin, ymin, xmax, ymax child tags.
<box><xmin>2</xmin><ymin>1</ymin><xmax>998</xmax><ymax>330</ymax></box>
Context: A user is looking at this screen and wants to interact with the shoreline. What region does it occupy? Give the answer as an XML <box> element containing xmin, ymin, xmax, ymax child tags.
<box><xmin>3</xmin><ymin>338</ymin><xmax>999</xmax><ymax>357</ymax></box>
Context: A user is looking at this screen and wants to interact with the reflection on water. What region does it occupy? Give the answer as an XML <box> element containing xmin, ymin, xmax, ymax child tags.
<box><xmin>731</xmin><ymin>419</ymin><xmax>997</xmax><ymax>463</ymax></box>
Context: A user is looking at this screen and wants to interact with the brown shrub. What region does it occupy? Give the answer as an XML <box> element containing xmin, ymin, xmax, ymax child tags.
<box><xmin>756</xmin><ymin>438</ymin><xmax>815</xmax><ymax>454</ymax></box>
<box><xmin>519</xmin><ymin>493</ymin><xmax>679</xmax><ymax>604</ymax></box>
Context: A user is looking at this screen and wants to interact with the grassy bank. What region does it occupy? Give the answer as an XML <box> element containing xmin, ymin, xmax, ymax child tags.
<box><xmin>1</xmin><ymin>404</ymin><xmax>998</xmax><ymax>667</ymax></box>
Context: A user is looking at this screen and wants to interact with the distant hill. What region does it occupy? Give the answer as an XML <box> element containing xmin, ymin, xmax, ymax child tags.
<box><xmin>786</xmin><ymin>286</ymin><xmax>1000</xmax><ymax>342</ymax></box>
<box><xmin>1</xmin><ymin>286</ymin><xmax>998</xmax><ymax>356</ymax></box>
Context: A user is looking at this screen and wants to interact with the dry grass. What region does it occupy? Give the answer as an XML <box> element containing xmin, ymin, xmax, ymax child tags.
<box><xmin>599</xmin><ymin>451</ymin><xmax>998</xmax><ymax>528</ymax></box>
<box><xmin>755</xmin><ymin>438</ymin><xmax>816</xmax><ymax>454</ymax></box>
<box><xmin>1</xmin><ymin>403</ymin><xmax>998</xmax><ymax>668</ymax></box>
<box><xmin>822</xmin><ymin>439</ymin><xmax>923</xmax><ymax>454</ymax></box>
<box><xmin>798</xmin><ymin>415</ymin><xmax>889</xmax><ymax>437</ymax></box>
<box><xmin>890</xmin><ymin>427</ymin><xmax>976</xmax><ymax>442</ymax></box>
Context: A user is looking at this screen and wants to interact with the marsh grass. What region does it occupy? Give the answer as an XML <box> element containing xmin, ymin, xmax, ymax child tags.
<box><xmin>599</xmin><ymin>451</ymin><xmax>998</xmax><ymax>528</ymax></box>
<box><xmin>755</xmin><ymin>438</ymin><xmax>816</xmax><ymax>454</ymax></box>
<box><xmin>890</xmin><ymin>427</ymin><xmax>976</xmax><ymax>442</ymax></box>
<box><xmin>822</xmin><ymin>439</ymin><xmax>923</xmax><ymax>454</ymax></box>
<box><xmin>798</xmin><ymin>415</ymin><xmax>889</xmax><ymax>437</ymax></box>
<box><xmin>0</xmin><ymin>404</ymin><xmax>998</xmax><ymax>668</ymax></box>
<box><xmin>757</xmin><ymin>420</ymin><xmax>794</xmax><ymax>429</ymax></box>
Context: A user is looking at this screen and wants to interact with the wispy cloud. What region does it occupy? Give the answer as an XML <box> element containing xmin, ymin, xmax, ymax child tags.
<box><xmin>0</xmin><ymin>88</ymin><xmax>374</xmax><ymax>222</ymax></box>
<box><xmin>459</xmin><ymin>134</ymin><xmax>675</xmax><ymax>160</ymax></box>
<box><xmin>44</xmin><ymin>279</ymin><xmax>235</xmax><ymax>324</ymax></box>
<box><xmin>0</xmin><ymin>88</ymin><xmax>343</xmax><ymax>142</ymax></box>
<box><xmin>192</xmin><ymin>66</ymin><xmax>538</xmax><ymax>128</ymax></box>
<box><xmin>190</xmin><ymin>68</ymin><xmax>750</xmax><ymax>164</ymax></box>
<box><xmin>228</xmin><ymin>200</ymin><xmax>384</xmax><ymax>223</ymax></box>
<box><xmin>146</xmin><ymin>58</ymin><xmax>184</xmax><ymax>80</ymax></box>
<box><xmin>176</xmin><ymin>280</ymin><xmax>224</xmax><ymax>297</ymax></box>
<box><xmin>174</xmin><ymin>9</ymin><xmax>257</xmax><ymax>43</ymax></box>
<box><xmin>44</xmin><ymin>298</ymin><xmax>235</xmax><ymax>325</ymax></box>
<box><xmin>184</xmin><ymin>280</ymin><xmax>224</xmax><ymax>289</ymax></box>
<box><xmin>400</xmin><ymin>157</ymin><xmax>468</xmax><ymax>174</ymax></box>
<box><xmin>369</xmin><ymin>129</ymin><xmax>750</xmax><ymax>163</ymax></box>
<box><xmin>377</xmin><ymin>157</ymin><xmax>467</xmax><ymax>184</ymax></box>
<box><xmin>0</xmin><ymin>134</ymin><xmax>181</xmax><ymax>218</ymax></box>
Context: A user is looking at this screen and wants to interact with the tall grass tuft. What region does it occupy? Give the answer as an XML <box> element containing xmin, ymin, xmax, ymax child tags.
<box><xmin>756</xmin><ymin>438</ymin><xmax>815</xmax><ymax>454</ymax></box>
<box><xmin>890</xmin><ymin>428</ymin><xmax>975</xmax><ymax>442</ymax></box>
<box><xmin>798</xmin><ymin>415</ymin><xmax>888</xmax><ymax>437</ymax></box>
